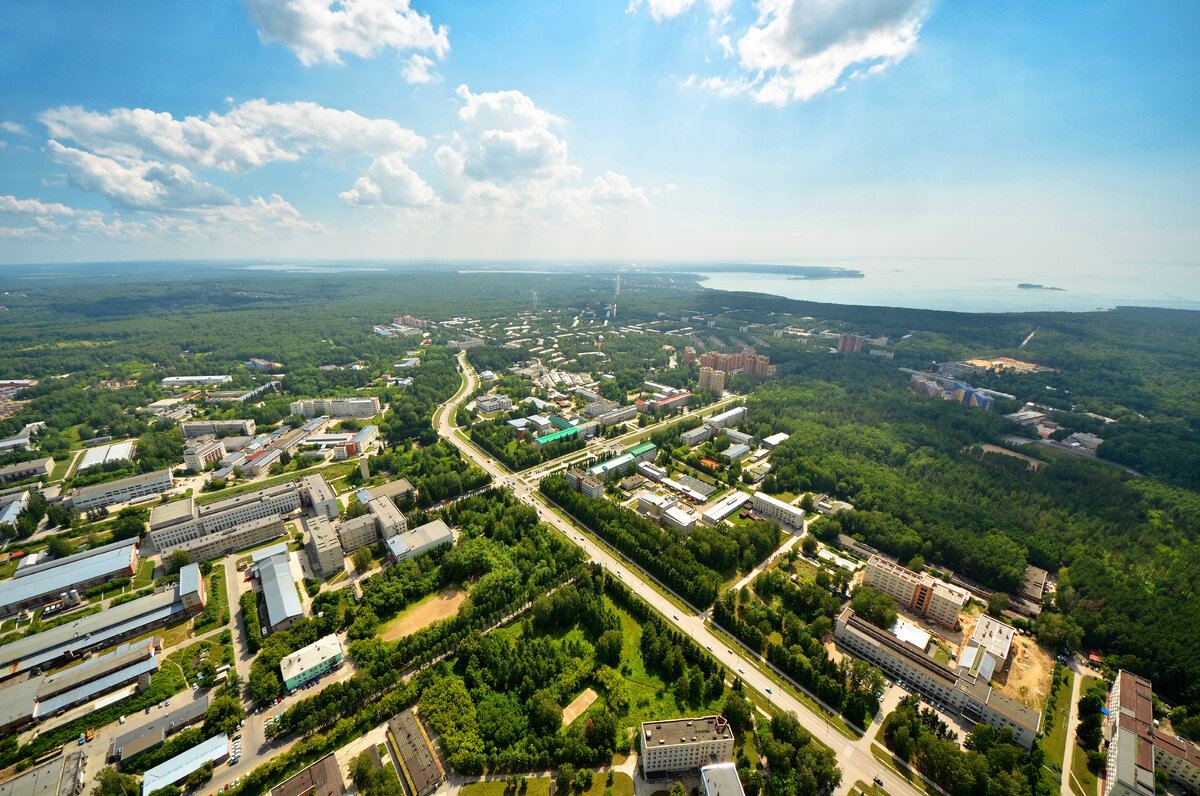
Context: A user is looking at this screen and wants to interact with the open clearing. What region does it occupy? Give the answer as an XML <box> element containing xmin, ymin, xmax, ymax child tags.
<box><xmin>971</xmin><ymin>444</ymin><xmax>1044</xmax><ymax>471</ymax></box>
<box><xmin>562</xmin><ymin>687</ymin><xmax>598</xmax><ymax>725</ymax></box>
<box><xmin>996</xmin><ymin>632</ymin><xmax>1054</xmax><ymax>709</ymax></box>
<box><xmin>379</xmin><ymin>587</ymin><xmax>468</xmax><ymax>641</ymax></box>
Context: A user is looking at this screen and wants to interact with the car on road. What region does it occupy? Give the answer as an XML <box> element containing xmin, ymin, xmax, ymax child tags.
<box><xmin>727</xmin><ymin>649</ymin><xmax>732</xmax><ymax>654</ymax></box>
<box><xmin>738</xmin><ymin>668</ymin><xmax>744</xmax><ymax>674</ymax></box>
<box><xmin>673</xmin><ymin>615</ymin><xmax>678</xmax><ymax>620</ymax></box>
<box><xmin>707</xmin><ymin>645</ymin><xmax>712</xmax><ymax>651</ymax></box>
<box><xmin>874</xmin><ymin>777</ymin><xmax>883</xmax><ymax>786</ymax></box>
<box><xmin>146</xmin><ymin>707</ymin><xmax>151</xmax><ymax>714</ymax></box>
<box><xmin>765</xmin><ymin>688</ymin><xmax>772</xmax><ymax>694</ymax></box>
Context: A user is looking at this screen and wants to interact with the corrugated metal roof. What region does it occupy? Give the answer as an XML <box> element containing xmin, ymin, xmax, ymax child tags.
<box><xmin>259</xmin><ymin>554</ymin><xmax>303</xmax><ymax>629</ymax></box>
<box><xmin>0</xmin><ymin>542</ymin><xmax>136</xmax><ymax>610</ymax></box>
<box><xmin>141</xmin><ymin>734</ymin><xmax>229</xmax><ymax>796</ymax></box>
<box><xmin>35</xmin><ymin>653</ymin><xmax>158</xmax><ymax>716</ymax></box>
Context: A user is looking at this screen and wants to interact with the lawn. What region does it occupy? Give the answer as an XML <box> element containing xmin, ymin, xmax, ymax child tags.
<box><xmin>193</xmin><ymin>567</ymin><xmax>229</xmax><ymax>635</ymax></box>
<box><xmin>460</xmin><ymin>772</ymin><xmax>635</xmax><ymax>796</ymax></box>
<box><xmin>1043</xmin><ymin>669</ymin><xmax>1075</xmax><ymax>770</ymax></box>
<box><xmin>1069</xmin><ymin>675</ymin><xmax>1100</xmax><ymax>796</ymax></box>
<box><xmin>932</xmin><ymin>644</ymin><xmax>952</xmax><ymax>665</ymax></box>
<box><xmin>133</xmin><ymin>560</ymin><xmax>156</xmax><ymax>588</ymax></box>
<box><xmin>168</xmin><ymin>639</ymin><xmax>234</xmax><ymax>682</ymax></box>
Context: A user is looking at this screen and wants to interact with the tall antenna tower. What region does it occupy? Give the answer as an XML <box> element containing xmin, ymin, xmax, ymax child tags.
<box><xmin>531</xmin><ymin>289</ymin><xmax>538</xmax><ymax>311</ymax></box>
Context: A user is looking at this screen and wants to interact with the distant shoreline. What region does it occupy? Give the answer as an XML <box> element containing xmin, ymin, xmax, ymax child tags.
<box><xmin>1017</xmin><ymin>283</ymin><xmax>1065</xmax><ymax>291</ymax></box>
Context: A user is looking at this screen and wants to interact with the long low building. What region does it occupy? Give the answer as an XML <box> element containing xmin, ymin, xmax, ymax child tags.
<box><xmin>254</xmin><ymin>553</ymin><xmax>304</xmax><ymax>633</ymax></box>
<box><xmin>140</xmin><ymin>734</ymin><xmax>230</xmax><ymax>796</ymax></box>
<box><xmin>0</xmin><ymin>458</ymin><xmax>54</xmax><ymax>485</ymax></box>
<box><xmin>387</xmin><ymin>709</ymin><xmax>445</xmax><ymax>796</ymax></box>
<box><xmin>162</xmin><ymin>516</ymin><xmax>285</xmax><ymax>562</ymax></box>
<box><xmin>0</xmin><ymin>564</ymin><xmax>204</xmax><ymax>682</ymax></box>
<box><xmin>64</xmin><ymin>469</ymin><xmax>174</xmax><ymax>512</ymax></box>
<box><xmin>289</xmin><ymin>397</ymin><xmax>380</xmax><ymax>419</ymax></box>
<box><xmin>109</xmin><ymin>696</ymin><xmax>210</xmax><ymax>764</ymax></box>
<box><xmin>0</xmin><ymin>749</ymin><xmax>86</xmax><ymax>796</ymax></box>
<box><xmin>833</xmin><ymin>607</ymin><xmax>1041</xmax><ymax>748</ymax></box>
<box><xmin>270</xmin><ymin>754</ymin><xmax>345</xmax><ymax>796</ymax></box>
<box><xmin>384</xmin><ymin>519</ymin><xmax>454</xmax><ymax>564</ymax></box>
<box><xmin>701</xmin><ymin>491</ymin><xmax>751</xmax><ymax>525</ymax></box>
<box><xmin>180</xmin><ymin>419</ymin><xmax>256</xmax><ymax>439</ymax></box>
<box><xmin>0</xmin><ymin>540</ymin><xmax>139</xmax><ymax>616</ymax></box>
<box><xmin>750</xmin><ymin>491</ymin><xmax>805</xmax><ymax>529</ymax></box>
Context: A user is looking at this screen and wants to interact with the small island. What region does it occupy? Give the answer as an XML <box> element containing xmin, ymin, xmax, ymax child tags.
<box><xmin>1018</xmin><ymin>282</ymin><xmax>1065</xmax><ymax>291</ymax></box>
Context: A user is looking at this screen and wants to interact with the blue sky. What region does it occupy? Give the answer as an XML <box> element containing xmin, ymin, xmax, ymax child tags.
<box><xmin>1</xmin><ymin>0</ymin><xmax>1197</xmax><ymax>269</ymax></box>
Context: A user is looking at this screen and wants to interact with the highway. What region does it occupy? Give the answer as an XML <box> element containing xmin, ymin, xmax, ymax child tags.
<box><xmin>438</xmin><ymin>353</ymin><xmax>921</xmax><ymax>796</ymax></box>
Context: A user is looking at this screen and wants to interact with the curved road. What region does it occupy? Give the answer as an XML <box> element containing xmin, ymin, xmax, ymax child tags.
<box><xmin>439</xmin><ymin>353</ymin><xmax>919</xmax><ymax>796</ymax></box>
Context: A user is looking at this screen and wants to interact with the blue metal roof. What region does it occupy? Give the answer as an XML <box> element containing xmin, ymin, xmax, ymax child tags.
<box><xmin>259</xmin><ymin>554</ymin><xmax>303</xmax><ymax>630</ymax></box>
<box><xmin>141</xmin><ymin>734</ymin><xmax>229</xmax><ymax>796</ymax></box>
<box><xmin>35</xmin><ymin>653</ymin><xmax>159</xmax><ymax>716</ymax></box>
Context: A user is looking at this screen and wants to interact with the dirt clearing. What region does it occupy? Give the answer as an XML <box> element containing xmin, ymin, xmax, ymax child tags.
<box><xmin>562</xmin><ymin>688</ymin><xmax>598</xmax><ymax>726</ymax></box>
<box><xmin>379</xmin><ymin>587</ymin><xmax>468</xmax><ymax>641</ymax></box>
<box><xmin>996</xmin><ymin>632</ymin><xmax>1054</xmax><ymax>710</ymax></box>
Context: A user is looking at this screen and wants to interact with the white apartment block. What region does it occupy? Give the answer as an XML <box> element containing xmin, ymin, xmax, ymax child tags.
<box><xmin>704</xmin><ymin>406</ymin><xmax>746</xmax><ymax>430</ymax></box>
<box><xmin>146</xmin><ymin>481</ymin><xmax>305</xmax><ymax>552</ymax></box>
<box><xmin>751</xmin><ymin>492</ymin><xmax>805</xmax><ymax>529</ymax></box>
<box><xmin>368</xmin><ymin>495</ymin><xmax>407</xmax><ymax>538</ymax></box>
<box><xmin>302</xmin><ymin>474</ymin><xmax>339</xmax><ymax>521</ymax></box>
<box><xmin>337</xmin><ymin>514</ymin><xmax>379</xmax><ymax>553</ymax></box>
<box><xmin>1104</xmin><ymin>671</ymin><xmax>1200</xmax><ymax>796</ymax></box>
<box><xmin>181</xmin><ymin>419</ymin><xmax>256</xmax><ymax>439</ymax></box>
<box><xmin>164</xmin><ymin>516</ymin><xmax>285</xmax><ymax>561</ymax></box>
<box><xmin>289</xmin><ymin>397</ymin><xmax>380</xmax><ymax>419</ymax></box>
<box><xmin>862</xmin><ymin>555</ymin><xmax>969</xmax><ymax>629</ymax></box>
<box><xmin>184</xmin><ymin>439</ymin><xmax>226</xmax><ymax>472</ymax></box>
<box><xmin>162</xmin><ymin>376</ymin><xmax>231</xmax><ymax>387</ymax></box>
<box><xmin>640</xmin><ymin>717</ymin><xmax>734</xmax><ymax>776</ymax></box>
<box><xmin>66</xmin><ymin>469</ymin><xmax>174</xmax><ymax>512</ymax></box>
<box><xmin>475</xmin><ymin>394</ymin><xmax>513</xmax><ymax>413</ymax></box>
<box><xmin>304</xmin><ymin>515</ymin><xmax>344</xmax><ymax>579</ymax></box>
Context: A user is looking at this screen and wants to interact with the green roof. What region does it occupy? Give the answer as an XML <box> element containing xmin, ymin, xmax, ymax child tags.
<box><xmin>535</xmin><ymin>427</ymin><xmax>579</xmax><ymax>445</ymax></box>
<box><xmin>628</xmin><ymin>442</ymin><xmax>657</xmax><ymax>456</ymax></box>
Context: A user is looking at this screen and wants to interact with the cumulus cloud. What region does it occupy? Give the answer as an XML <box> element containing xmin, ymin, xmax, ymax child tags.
<box><xmin>39</xmin><ymin>100</ymin><xmax>425</xmax><ymax>172</ymax></box>
<box><xmin>339</xmin><ymin>154</ymin><xmax>437</xmax><ymax>207</ymax></box>
<box><xmin>401</xmin><ymin>54</ymin><xmax>438</xmax><ymax>84</ymax></box>
<box><xmin>45</xmin><ymin>141</ymin><xmax>234</xmax><ymax>211</ymax></box>
<box><xmin>1</xmin><ymin>121</ymin><xmax>28</xmax><ymax>136</ymax></box>
<box><xmin>245</xmin><ymin>0</ymin><xmax>449</xmax><ymax>66</ymax></box>
<box><xmin>628</xmin><ymin>0</ymin><xmax>730</xmax><ymax>22</ymax></box>
<box><xmin>0</xmin><ymin>194</ymin><xmax>93</xmax><ymax>218</ymax></box>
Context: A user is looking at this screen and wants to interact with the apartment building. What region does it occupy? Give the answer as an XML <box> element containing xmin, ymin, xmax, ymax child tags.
<box><xmin>0</xmin><ymin>457</ymin><xmax>53</xmax><ymax>485</ymax></box>
<box><xmin>862</xmin><ymin>555</ymin><xmax>970</xmax><ymax>629</ymax></box>
<box><xmin>640</xmin><ymin>716</ymin><xmax>734</xmax><ymax>777</ymax></box>
<box><xmin>181</xmin><ymin>419</ymin><xmax>256</xmax><ymax>439</ymax></box>
<box><xmin>1103</xmin><ymin>670</ymin><xmax>1200</xmax><ymax>796</ymax></box>
<box><xmin>475</xmin><ymin>394</ymin><xmax>513</xmax><ymax>413</ymax></box>
<box><xmin>368</xmin><ymin>495</ymin><xmax>407</xmax><ymax>538</ymax></box>
<box><xmin>834</xmin><ymin>608</ymin><xmax>1041</xmax><ymax>748</ymax></box>
<box><xmin>146</xmin><ymin>481</ymin><xmax>303</xmax><ymax>551</ymax></box>
<box><xmin>162</xmin><ymin>516</ymin><xmax>284</xmax><ymax>561</ymax></box>
<box><xmin>281</xmin><ymin>635</ymin><xmax>344</xmax><ymax>691</ymax></box>
<box><xmin>65</xmin><ymin>469</ymin><xmax>174</xmax><ymax>512</ymax></box>
<box><xmin>596</xmin><ymin>405</ymin><xmax>638</xmax><ymax>428</ymax></box>
<box><xmin>698</xmin><ymin>367</ymin><xmax>725</xmax><ymax>393</ymax></box>
<box><xmin>337</xmin><ymin>514</ymin><xmax>379</xmax><ymax>554</ymax></box>
<box><xmin>751</xmin><ymin>492</ymin><xmax>805</xmax><ymax>529</ymax></box>
<box><xmin>289</xmin><ymin>397</ymin><xmax>381</xmax><ymax>419</ymax></box>
<box><xmin>699</xmin><ymin>351</ymin><xmax>773</xmax><ymax>377</ymax></box>
<box><xmin>183</xmin><ymin>439</ymin><xmax>226</xmax><ymax>472</ymax></box>
<box><xmin>303</xmin><ymin>474</ymin><xmax>339</xmax><ymax>521</ymax></box>
<box><xmin>304</xmin><ymin>515</ymin><xmax>344</xmax><ymax>579</ymax></box>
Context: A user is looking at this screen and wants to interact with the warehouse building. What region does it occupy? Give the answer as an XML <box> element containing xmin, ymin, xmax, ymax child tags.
<box><xmin>0</xmin><ymin>749</ymin><xmax>86</xmax><ymax>796</ymax></box>
<box><xmin>750</xmin><ymin>492</ymin><xmax>805</xmax><ymax>530</ymax></box>
<box><xmin>387</xmin><ymin>709</ymin><xmax>445</xmax><ymax>796</ymax></box>
<box><xmin>701</xmin><ymin>492</ymin><xmax>751</xmax><ymax>525</ymax></box>
<box><xmin>862</xmin><ymin>555</ymin><xmax>970</xmax><ymax>630</ymax></box>
<box><xmin>0</xmin><ymin>458</ymin><xmax>54</xmax><ymax>485</ymax></box>
<box><xmin>0</xmin><ymin>540</ymin><xmax>139</xmax><ymax>616</ymax></box>
<box><xmin>254</xmin><ymin>553</ymin><xmax>304</xmax><ymax>633</ymax></box>
<box><xmin>109</xmin><ymin>696</ymin><xmax>210</xmax><ymax>764</ymax></box>
<box><xmin>64</xmin><ymin>469</ymin><xmax>174</xmax><ymax>513</ymax></box>
<box><xmin>140</xmin><ymin>734</ymin><xmax>230</xmax><ymax>796</ymax></box>
<box><xmin>270</xmin><ymin>754</ymin><xmax>345</xmax><ymax>796</ymax></box>
<box><xmin>640</xmin><ymin>716</ymin><xmax>734</xmax><ymax>777</ymax></box>
<box><xmin>305</xmin><ymin>515</ymin><xmax>344</xmax><ymax>579</ymax></box>
<box><xmin>280</xmin><ymin>635</ymin><xmax>343</xmax><ymax>691</ymax></box>
<box><xmin>384</xmin><ymin>519</ymin><xmax>454</xmax><ymax>564</ymax></box>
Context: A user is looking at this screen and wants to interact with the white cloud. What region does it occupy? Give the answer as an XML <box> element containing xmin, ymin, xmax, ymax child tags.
<box><xmin>627</xmin><ymin>0</ymin><xmax>733</xmax><ymax>21</ymax></box>
<box><xmin>455</xmin><ymin>85</ymin><xmax>560</xmax><ymax>132</ymax></box>
<box><xmin>0</xmin><ymin>194</ymin><xmax>93</xmax><ymax>218</ymax></box>
<box><xmin>1</xmin><ymin>121</ymin><xmax>28</xmax><ymax>136</ymax></box>
<box><xmin>339</xmin><ymin>154</ymin><xmax>437</xmax><ymax>207</ymax></box>
<box><xmin>718</xmin><ymin>34</ymin><xmax>733</xmax><ymax>57</ymax></box>
<box><xmin>39</xmin><ymin>100</ymin><xmax>425</xmax><ymax>172</ymax></box>
<box><xmin>401</xmin><ymin>53</ymin><xmax>437</xmax><ymax>84</ymax></box>
<box><xmin>45</xmin><ymin>141</ymin><xmax>234</xmax><ymax>211</ymax></box>
<box><xmin>245</xmin><ymin>0</ymin><xmax>449</xmax><ymax>67</ymax></box>
<box><xmin>582</xmin><ymin>172</ymin><xmax>649</xmax><ymax>207</ymax></box>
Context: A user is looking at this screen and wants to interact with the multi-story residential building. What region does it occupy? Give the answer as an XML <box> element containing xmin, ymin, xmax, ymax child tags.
<box><xmin>837</xmin><ymin>334</ymin><xmax>863</xmax><ymax>354</ymax></box>
<box><xmin>303</xmin><ymin>474</ymin><xmax>339</xmax><ymax>521</ymax></box>
<box><xmin>338</xmin><ymin>514</ymin><xmax>379</xmax><ymax>554</ymax></box>
<box><xmin>699</xmin><ymin>351</ymin><xmax>773</xmax><ymax>377</ymax></box>
<box><xmin>751</xmin><ymin>492</ymin><xmax>805</xmax><ymax>529</ymax></box>
<box><xmin>163</xmin><ymin>516</ymin><xmax>285</xmax><ymax>562</ymax></box>
<box><xmin>698</xmin><ymin>367</ymin><xmax>725</xmax><ymax>393</ymax></box>
<box><xmin>834</xmin><ymin>608</ymin><xmax>1041</xmax><ymax>748</ymax></box>
<box><xmin>0</xmin><ymin>457</ymin><xmax>53</xmax><ymax>485</ymax></box>
<box><xmin>181</xmin><ymin>419</ymin><xmax>257</xmax><ymax>439</ymax></box>
<box><xmin>1103</xmin><ymin>671</ymin><xmax>1200</xmax><ymax>796</ymax></box>
<box><xmin>581</xmin><ymin>399</ymin><xmax>618</xmax><ymax>419</ymax></box>
<box><xmin>161</xmin><ymin>376</ymin><xmax>232</xmax><ymax>387</ymax></box>
<box><xmin>368</xmin><ymin>495</ymin><xmax>407</xmax><ymax>538</ymax></box>
<box><xmin>183</xmin><ymin>438</ymin><xmax>226</xmax><ymax>472</ymax></box>
<box><xmin>280</xmin><ymin>635</ymin><xmax>343</xmax><ymax>691</ymax></box>
<box><xmin>289</xmin><ymin>397</ymin><xmax>381</xmax><ymax>419</ymax></box>
<box><xmin>683</xmin><ymin>346</ymin><xmax>697</xmax><ymax>362</ymax></box>
<box><xmin>65</xmin><ymin>469</ymin><xmax>174</xmax><ymax>512</ymax></box>
<box><xmin>863</xmin><ymin>555</ymin><xmax>970</xmax><ymax>629</ymax></box>
<box><xmin>640</xmin><ymin>716</ymin><xmax>734</xmax><ymax>777</ymax></box>
<box><xmin>305</xmin><ymin>515</ymin><xmax>344</xmax><ymax>579</ymax></box>
<box><xmin>475</xmin><ymin>394</ymin><xmax>513</xmax><ymax>413</ymax></box>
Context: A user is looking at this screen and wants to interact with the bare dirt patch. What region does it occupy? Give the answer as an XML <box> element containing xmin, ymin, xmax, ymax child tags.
<box><xmin>379</xmin><ymin>587</ymin><xmax>468</xmax><ymax>642</ymax></box>
<box><xmin>972</xmin><ymin>444</ymin><xmax>1044</xmax><ymax>471</ymax></box>
<box><xmin>562</xmin><ymin>688</ymin><xmax>598</xmax><ymax>725</ymax></box>
<box><xmin>996</xmin><ymin>633</ymin><xmax>1054</xmax><ymax>710</ymax></box>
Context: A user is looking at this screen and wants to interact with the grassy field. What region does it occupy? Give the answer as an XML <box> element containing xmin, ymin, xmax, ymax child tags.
<box><xmin>192</xmin><ymin>567</ymin><xmax>229</xmax><ymax>635</ymax></box>
<box><xmin>133</xmin><ymin>559</ymin><xmax>155</xmax><ymax>587</ymax></box>
<box><xmin>460</xmin><ymin>772</ymin><xmax>635</xmax><ymax>796</ymax></box>
<box><xmin>1043</xmin><ymin>669</ymin><xmax>1075</xmax><ymax>770</ymax></box>
<box><xmin>933</xmin><ymin>644</ymin><xmax>952</xmax><ymax>665</ymax></box>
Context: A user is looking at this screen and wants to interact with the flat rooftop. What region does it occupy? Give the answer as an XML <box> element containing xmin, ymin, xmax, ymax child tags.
<box><xmin>270</xmin><ymin>753</ymin><xmax>345</xmax><ymax>796</ymax></box>
<box><xmin>969</xmin><ymin>615</ymin><xmax>1016</xmax><ymax>661</ymax></box>
<box><xmin>641</xmin><ymin>716</ymin><xmax>732</xmax><ymax>747</ymax></box>
<box><xmin>388</xmin><ymin>710</ymin><xmax>444</xmax><ymax>796</ymax></box>
<box><xmin>0</xmin><ymin>751</ymin><xmax>85</xmax><ymax>796</ymax></box>
<box><xmin>149</xmin><ymin>498</ymin><xmax>197</xmax><ymax>530</ymax></box>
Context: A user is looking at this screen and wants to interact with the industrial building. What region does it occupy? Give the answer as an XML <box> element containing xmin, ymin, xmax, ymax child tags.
<box><xmin>76</xmin><ymin>441</ymin><xmax>136</xmax><ymax>473</ymax></box>
<box><xmin>387</xmin><ymin>709</ymin><xmax>445</xmax><ymax>796</ymax></box>
<box><xmin>64</xmin><ymin>469</ymin><xmax>174</xmax><ymax>512</ymax></box>
<box><xmin>180</xmin><ymin>419</ymin><xmax>257</xmax><ymax>439</ymax></box>
<box><xmin>253</xmin><ymin>551</ymin><xmax>305</xmax><ymax>633</ymax></box>
<box><xmin>721</xmin><ymin>444</ymin><xmax>750</xmax><ymax>462</ymax></box>
<box><xmin>280</xmin><ymin>635</ymin><xmax>343</xmax><ymax>691</ymax></box>
<box><xmin>833</xmin><ymin>608</ymin><xmax>1041</xmax><ymax>748</ymax></box>
<box><xmin>0</xmin><ymin>539</ymin><xmax>139</xmax><ymax>616</ymax></box>
<box><xmin>761</xmin><ymin>432</ymin><xmax>789</xmax><ymax>449</ymax></box>
<box><xmin>108</xmin><ymin>696</ymin><xmax>210</xmax><ymax>764</ymax></box>
<box><xmin>0</xmin><ymin>458</ymin><xmax>53</xmax><ymax>485</ymax></box>
<box><xmin>270</xmin><ymin>754</ymin><xmax>345</xmax><ymax>796</ymax></box>
<box><xmin>0</xmin><ymin>749</ymin><xmax>86</xmax><ymax>796</ymax></box>
<box><xmin>750</xmin><ymin>492</ymin><xmax>805</xmax><ymax>529</ymax></box>
<box><xmin>1103</xmin><ymin>670</ymin><xmax>1200</xmax><ymax>796</ymax></box>
<box><xmin>140</xmin><ymin>734</ymin><xmax>230</xmax><ymax>796</ymax></box>
<box><xmin>701</xmin><ymin>492</ymin><xmax>751</xmax><ymax>525</ymax></box>
<box><xmin>161</xmin><ymin>376</ymin><xmax>232</xmax><ymax>387</ymax></box>
<box><xmin>0</xmin><ymin>565</ymin><xmax>203</xmax><ymax>682</ymax></box>
<box><xmin>640</xmin><ymin>716</ymin><xmax>734</xmax><ymax>777</ymax></box>
<box><xmin>862</xmin><ymin>555</ymin><xmax>969</xmax><ymax>629</ymax></box>
<box><xmin>384</xmin><ymin>519</ymin><xmax>454</xmax><ymax>564</ymax></box>
<box><xmin>289</xmin><ymin>397</ymin><xmax>380</xmax><ymax>419</ymax></box>
<box><xmin>304</xmin><ymin>515</ymin><xmax>344</xmax><ymax>579</ymax></box>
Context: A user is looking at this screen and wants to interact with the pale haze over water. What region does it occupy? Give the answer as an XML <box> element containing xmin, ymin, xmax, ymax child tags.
<box><xmin>697</xmin><ymin>261</ymin><xmax>1200</xmax><ymax>313</ymax></box>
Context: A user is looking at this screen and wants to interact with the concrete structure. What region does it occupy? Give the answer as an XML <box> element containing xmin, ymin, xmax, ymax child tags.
<box><xmin>595</xmin><ymin>404</ymin><xmax>638</xmax><ymax>428</ymax></box>
<box><xmin>270</xmin><ymin>754</ymin><xmax>345</xmax><ymax>796</ymax></box>
<box><xmin>761</xmin><ymin>432</ymin><xmax>789</xmax><ymax>449</ymax></box>
<box><xmin>181</xmin><ymin>419</ymin><xmax>257</xmax><ymax>438</ymax></box>
<box><xmin>384</xmin><ymin>519</ymin><xmax>454</xmax><ymax>564</ymax></box>
<box><xmin>837</xmin><ymin>334</ymin><xmax>863</xmax><ymax>354</ymax></box>
<box><xmin>387</xmin><ymin>710</ymin><xmax>445</xmax><ymax>796</ymax></box>
<box><xmin>0</xmin><ymin>458</ymin><xmax>53</xmax><ymax>485</ymax></box>
<box><xmin>140</xmin><ymin>734</ymin><xmax>230</xmax><ymax>796</ymax></box>
<box><xmin>64</xmin><ymin>469</ymin><xmax>173</xmax><ymax>512</ymax></box>
<box><xmin>368</xmin><ymin>495</ymin><xmax>407</xmax><ymax>538</ymax></box>
<box><xmin>255</xmin><ymin>553</ymin><xmax>304</xmax><ymax>633</ymax></box>
<box><xmin>305</xmin><ymin>515</ymin><xmax>344</xmax><ymax>579</ymax></box>
<box><xmin>698</xmin><ymin>367</ymin><xmax>725</xmax><ymax>393</ymax></box>
<box><xmin>835</xmin><ymin>608</ymin><xmax>1041</xmax><ymax>748</ymax></box>
<box><xmin>302</xmin><ymin>474</ymin><xmax>339</xmax><ymax>521</ymax></box>
<box><xmin>0</xmin><ymin>750</ymin><xmax>86</xmax><ymax>796</ymax></box>
<box><xmin>705</xmin><ymin>406</ymin><xmax>747</xmax><ymax>430</ymax></box>
<box><xmin>750</xmin><ymin>492</ymin><xmax>805</xmax><ymax>529</ymax></box>
<box><xmin>699</xmin><ymin>351</ymin><xmax>773</xmax><ymax>377</ymax></box>
<box><xmin>721</xmin><ymin>444</ymin><xmax>750</xmax><ymax>461</ymax></box>
<box><xmin>337</xmin><ymin>514</ymin><xmax>379</xmax><ymax>554</ymax></box>
<box><xmin>183</xmin><ymin>438</ymin><xmax>226</xmax><ymax>472</ymax></box>
<box><xmin>0</xmin><ymin>540</ymin><xmax>139</xmax><ymax>616</ymax></box>
<box><xmin>280</xmin><ymin>634</ymin><xmax>343</xmax><ymax>690</ymax></box>
<box><xmin>161</xmin><ymin>516</ymin><xmax>285</xmax><ymax>562</ymax></box>
<box><xmin>862</xmin><ymin>555</ymin><xmax>969</xmax><ymax>629</ymax></box>
<box><xmin>289</xmin><ymin>397</ymin><xmax>380</xmax><ymax>419</ymax></box>
<box><xmin>161</xmin><ymin>376</ymin><xmax>232</xmax><ymax>386</ymax></box>
<box><xmin>701</xmin><ymin>491</ymin><xmax>751</xmax><ymax>525</ymax></box>
<box><xmin>680</xmin><ymin>425</ymin><xmax>714</xmax><ymax>447</ymax></box>
<box><xmin>475</xmin><ymin>394</ymin><xmax>513</xmax><ymax>413</ymax></box>
<box><xmin>700</xmin><ymin>763</ymin><xmax>744</xmax><ymax>796</ymax></box>
<box><xmin>109</xmin><ymin>696</ymin><xmax>210</xmax><ymax>763</ymax></box>
<box><xmin>369</xmin><ymin>479</ymin><xmax>413</xmax><ymax>503</ymax></box>
<box><xmin>1103</xmin><ymin>670</ymin><xmax>1200</xmax><ymax>796</ymax></box>
<box><xmin>640</xmin><ymin>716</ymin><xmax>734</xmax><ymax>777</ymax></box>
